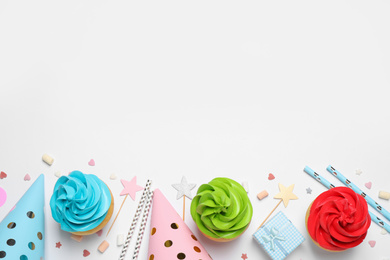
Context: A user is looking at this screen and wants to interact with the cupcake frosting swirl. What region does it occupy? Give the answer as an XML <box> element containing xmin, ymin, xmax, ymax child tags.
<box><xmin>307</xmin><ymin>187</ymin><xmax>371</xmax><ymax>251</ymax></box>
<box><xmin>190</xmin><ymin>177</ymin><xmax>253</xmax><ymax>240</ymax></box>
<box><xmin>50</xmin><ymin>171</ymin><xmax>112</xmax><ymax>233</ymax></box>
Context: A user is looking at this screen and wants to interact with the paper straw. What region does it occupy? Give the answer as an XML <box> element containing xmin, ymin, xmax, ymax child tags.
<box><xmin>132</xmin><ymin>190</ymin><xmax>153</xmax><ymax>260</ymax></box>
<box><xmin>304</xmin><ymin>166</ymin><xmax>335</xmax><ymax>190</ymax></box>
<box><xmin>119</xmin><ymin>180</ymin><xmax>152</xmax><ymax>260</ymax></box>
<box><xmin>304</xmin><ymin>166</ymin><xmax>390</xmax><ymax>233</ymax></box>
<box><xmin>327</xmin><ymin>165</ymin><xmax>390</xmax><ymax>223</ymax></box>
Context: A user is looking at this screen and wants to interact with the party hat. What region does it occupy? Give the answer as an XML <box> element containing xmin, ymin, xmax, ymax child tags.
<box><xmin>0</xmin><ymin>174</ymin><xmax>45</xmax><ymax>260</ymax></box>
<box><xmin>147</xmin><ymin>189</ymin><xmax>212</xmax><ymax>260</ymax></box>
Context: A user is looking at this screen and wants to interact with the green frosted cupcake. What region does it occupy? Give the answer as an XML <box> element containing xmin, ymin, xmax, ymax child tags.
<box><xmin>190</xmin><ymin>177</ymin><xmax>253</xmax><ymax>242</ymax></box>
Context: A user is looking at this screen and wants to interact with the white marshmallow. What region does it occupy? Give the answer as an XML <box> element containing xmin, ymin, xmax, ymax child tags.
<box><xmin>242</xmin><ymin>181</ymin><xmax>249</xmax><ymax>193</ymax></box>
<box><xmin>117</xmin><ymin>234</ymin><xmax>124</xmax><ymax>246</ymax></box>
<box><xmin>42</xmin><ymin>154</ymin><xmax>54</xmax><ymax>166</ymax></box>
<box><xmin>379</xmin><ymin>191</ymin><xmax>390</xmax><ymax>200</ymax></box>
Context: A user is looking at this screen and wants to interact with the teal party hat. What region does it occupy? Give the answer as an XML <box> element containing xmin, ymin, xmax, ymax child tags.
<box><xmin>0</xmin><ymin>174</ymin><xmax>45</xmax><ymax>260</ymax></box>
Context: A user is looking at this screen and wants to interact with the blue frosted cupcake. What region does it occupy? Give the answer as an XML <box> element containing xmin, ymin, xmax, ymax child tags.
<box><xmin>50</xmin><ymin>171</ymin><xmax>114</xmax><ymax>235</ymax></box>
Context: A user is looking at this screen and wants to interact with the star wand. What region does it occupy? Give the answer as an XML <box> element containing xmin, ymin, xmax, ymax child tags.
<box><xmin>172</xmin><ymin>176</ymin><xmax>196</xmax><ymax>221</ymax></box>
<box><xmin>257</xmin><ymin>183</ymin><xmax>298</xmax><ymax>229</ymax></box>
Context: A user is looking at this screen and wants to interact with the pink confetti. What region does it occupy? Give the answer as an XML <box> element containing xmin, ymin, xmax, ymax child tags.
<box><xmin>83</xmin><ymin>249</ymin><xmax>90</xmax><ymax>257</ymax></box>
<box><xmin>96</xmin><ymin>229</ymin><xmax>103</xmax><ymax>237</ymax></box>
<box><xmin>365</xmin><ymin>182</ymin><xmax>372</xmax><ymax>189</ymax></box>
<box><xmin>0</xmin><ymin>171</ymin><xmax>7</xmax><ymax>179</ymax></box>
<box><xmin>88</xmin><ymin>159</ymin><xmax>95</xmax><ymax>166</ymax></box>
<box><xmin>368</xmin><ymin>240</ymin><xmax>376</xmax><ymax>248</ymax></box>
<box><xmin>0</xmin><ymin>186</ymin><xmax>7</xmax><ymax>207</ymax></box>
<box><xmin>268</xmin><ymin>173</ymin><xmax>275</xmax><ymax>180</ymax></box>
<box><xmin>24</xmin><ymin>174</ymin><xmax>31</xmax><ymax>181</ymax></box>
<box><xmin>241</xmin><ymin>253</ymin><xmax>248</xmax><ymax>260</ymax></box>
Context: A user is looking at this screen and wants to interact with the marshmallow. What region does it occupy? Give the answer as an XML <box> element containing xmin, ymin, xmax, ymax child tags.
<box><xmin>98</xmin><ymin>240</ymin><xmax>109</xmax><ymax>253</ymax></box>
<box><xmin>42</xmin><ymin>154</ymin><xmax>54</xmax><ymax>166</ymax></box>
<box><xmin>117</xmin><ymin>234</ymin><xmax>124</xmax><ymax>246</ymax></box>
<box><xmin>257</xmin><ymin>190</ymin><xmax>269</xmax><ymax>200</ymax></box>
<box><xmin>379</xmin><ymin>191</ymin><xmax>390</xmax><ymax>200</ymax></box>
<box><xmin>70</xmin><ymin>234</ymin><xmax>83</xmax><ymax>242</ymax></box>
<box><xmin>242</xmin><ymin>181</ymin><xmax>249</xmax><ymax>193</ymax></box>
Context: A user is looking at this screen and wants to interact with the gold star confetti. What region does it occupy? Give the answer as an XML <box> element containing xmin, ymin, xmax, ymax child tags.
<box><xmin>274</xmin><ymin>183</ymin><xmax>298</xmax><ymax>207</ymax></box>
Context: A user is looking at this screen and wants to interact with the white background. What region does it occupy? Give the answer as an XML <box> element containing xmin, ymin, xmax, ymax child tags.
<box><xmin>1</xmin><ymin>1</ymin><xmax>390</xmax><ymax>259</ymax></box>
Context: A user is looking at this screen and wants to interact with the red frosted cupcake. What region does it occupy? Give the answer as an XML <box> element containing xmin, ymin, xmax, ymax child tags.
<box><xmin>305</xmin><ymin>187</ymin><xmax>371</xmax><ymax>251</ymax></box>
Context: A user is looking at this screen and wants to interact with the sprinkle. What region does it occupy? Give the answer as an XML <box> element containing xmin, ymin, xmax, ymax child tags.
<box><xmin>257</xmin><ymin>190</ymin><xmax>268</xmax><ymax>200</ymax></box>
<box><xmin>306</xmin><ymin>187</ymin><xmax>312</xmax><ymax>194</ymax></box>
<box><xmin>56</xmin><ymin>242</ymin><xmax>62</xmax><ymax>249</ymax></box>
<box><xmin>98</xmin><ymin>240</ymin><xmax>109</xmax><ymax>253</ymax></box>
<box><xmin>55</xmin><ymin>171</ymin><xmax>62</xmax><ymax>178</ymax></box>
<box><xmin>381</xmin><ymin>228</ymin><xmax>388</xmax><ymax>235</ymax></box>
<box><xmin>0</xmin><ymin>171</ymin><xmax>7</xmax><ymax>179</ymax></box>
<box><xmin>268</xmin><ymin>173</ymin><xmax>275</xmax><ymax>180</ymax></box>
<box><xmin>379</xmin><ymin>191</ymin><xmax>390</xmax><ymax>200</ymax></box>
<box><xmin>356</xmin><ymin>169</ymin><xmax>363</xmax><ymax>175</ymax></box>
<box><xmin>242</xmin><ymin>181</ymin><xmax>249</xmax><ymax>193</ymax></box>
<box><xmin>110</xmin><ymin>173</ymin><xmax>117</xmax><ymax>180</ymax></box>
<box><xmin>42</xmin><ymin>154</ymin><xmax>54</xmax><ymax>166</ymax></box>
<box><xmin>24</xmin><ymin>174</ymin><xmax>31</xmax><ymax>181</ymax></box>
<box><xmin>368</xmin><ymin>240</ymin><xmax>376</xmax><ymax>248</ymax></box>
<box><xmin>117</xmin><ymin>234</ymin><xmax>124</xmax><ymax>246</ymax></box>
<box><xmin>71</xmin><ymin>234</ymin><xmax>84</xmax><ymax>242</ymax></box>
<box><xmin>83</xmin><ymin>249</ymin><xmax>90</xmax><ymax>257</ymax></box>
<box><xmin>88</xmin><ymin>159</ymin><xmax>95</xmax><ymax>166</ymax></box>
<box><xmin>96</xmin><ymin>229</ymin><xmax>103</xmax><ymax>237</ymax></box>
<box><xmin>365</xmin><ymin>182</ymin><xmax>372</xmax><ymax>189</ymax></box>
<box><xmin>241</xmin><ymin>253</ymin><xmax>248</xmax><ymax>260</ymax></box>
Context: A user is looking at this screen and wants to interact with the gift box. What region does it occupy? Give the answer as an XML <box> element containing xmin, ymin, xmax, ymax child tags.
<box><xmin>253</xmin><ymin>211</ymin><xmax>305</xmax><ymax>260</ymax></box>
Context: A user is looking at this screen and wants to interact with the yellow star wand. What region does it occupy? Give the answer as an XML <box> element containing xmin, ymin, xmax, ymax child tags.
<box><xmin>257</xmin><ymin>183</ymin><xmax>298</xmax><ymax>229</ymax></box>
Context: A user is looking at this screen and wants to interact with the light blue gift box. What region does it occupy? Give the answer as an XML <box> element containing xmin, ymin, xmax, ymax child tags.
<box><xmin>253</xmin><ymin>211</ymin><xmax>305</xmax><ymax>260</ymax></box>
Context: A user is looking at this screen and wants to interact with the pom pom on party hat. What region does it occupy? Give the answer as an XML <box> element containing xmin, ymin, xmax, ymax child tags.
<box><xmin>0</xmin><ymin>174</ymin><xmax>45</xmax><ymax>260</ymax></box>
<box><xmin>147</xmin><ymin>189</ymin><xmax>212</xmax><ymax>260</ymax></box>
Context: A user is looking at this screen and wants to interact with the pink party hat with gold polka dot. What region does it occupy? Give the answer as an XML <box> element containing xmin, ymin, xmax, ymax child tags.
<box><xmin>0</xmin><ymin>174</ymin><xmax>45</xmax><ymax>260</ymax></box>
<box><xmin>147</xmin><ymin>189</ymin><xmax>213</xmax><ymax>260</ymax></box>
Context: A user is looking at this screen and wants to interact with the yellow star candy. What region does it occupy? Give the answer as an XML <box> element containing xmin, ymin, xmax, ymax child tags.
<box><xmin>274</xmin><ymin>183</ymin><xmax>298</xmax><ymax>207</ymax></box>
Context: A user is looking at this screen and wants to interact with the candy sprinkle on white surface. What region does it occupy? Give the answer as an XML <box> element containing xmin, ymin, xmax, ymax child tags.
<box><xmin>88</xmin><ymin>159</ymin><xmax>95</xmax><ymax>166</ymax></box>
<box><xmin>356</xmin><ymin>169</ymin><xmax>363</xmax><ymax>175</ymax></box>
<box><xmin>55</xmin><ymin>171</ymin><xmax>62</xmax><ymax>178</ymax></box>
<box><xmin>24</xmin><ymin>174</ymin><xmax>31</xmax><ymax>181</ymax></box>
<box><xmin>381</xmin><ymin>228</ymin><xmax>388</xmax><ymax>235</ymax></box>
<box><xmin>369</xmin><ymin>240</ymin><xmax>376</xmax><ymax>248</ymax></box>
<box><xmin>110</xmin><ymin>173</ymin><xmax>117</xmax><ymax>180</ymax></box>
<box><xmin>83</xmin><ymin>249</ymin><xmax>90</xmax><ymax>257</ymax></box>
<box><xmin>365</xmin><ymin>182</ymin><xmax>372</xmax><ymax>189</ymax></box>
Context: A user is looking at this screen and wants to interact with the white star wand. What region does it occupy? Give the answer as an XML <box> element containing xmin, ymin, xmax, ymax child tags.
<box><xmin>172</xmin><ymin>176</ymin><xmax>196</xmax><ymax>221</ymax></box>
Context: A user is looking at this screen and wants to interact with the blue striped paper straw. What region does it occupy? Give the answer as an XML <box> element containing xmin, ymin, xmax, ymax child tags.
<box><xmin>327</xmin><ymin>165</ymin><xmax>390</xmax><ymax>223</ymax></box>
<box><xmin>304</xmin><ymin>166</ymin><xmax>390</xmax><ymax>233</ymax></box>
